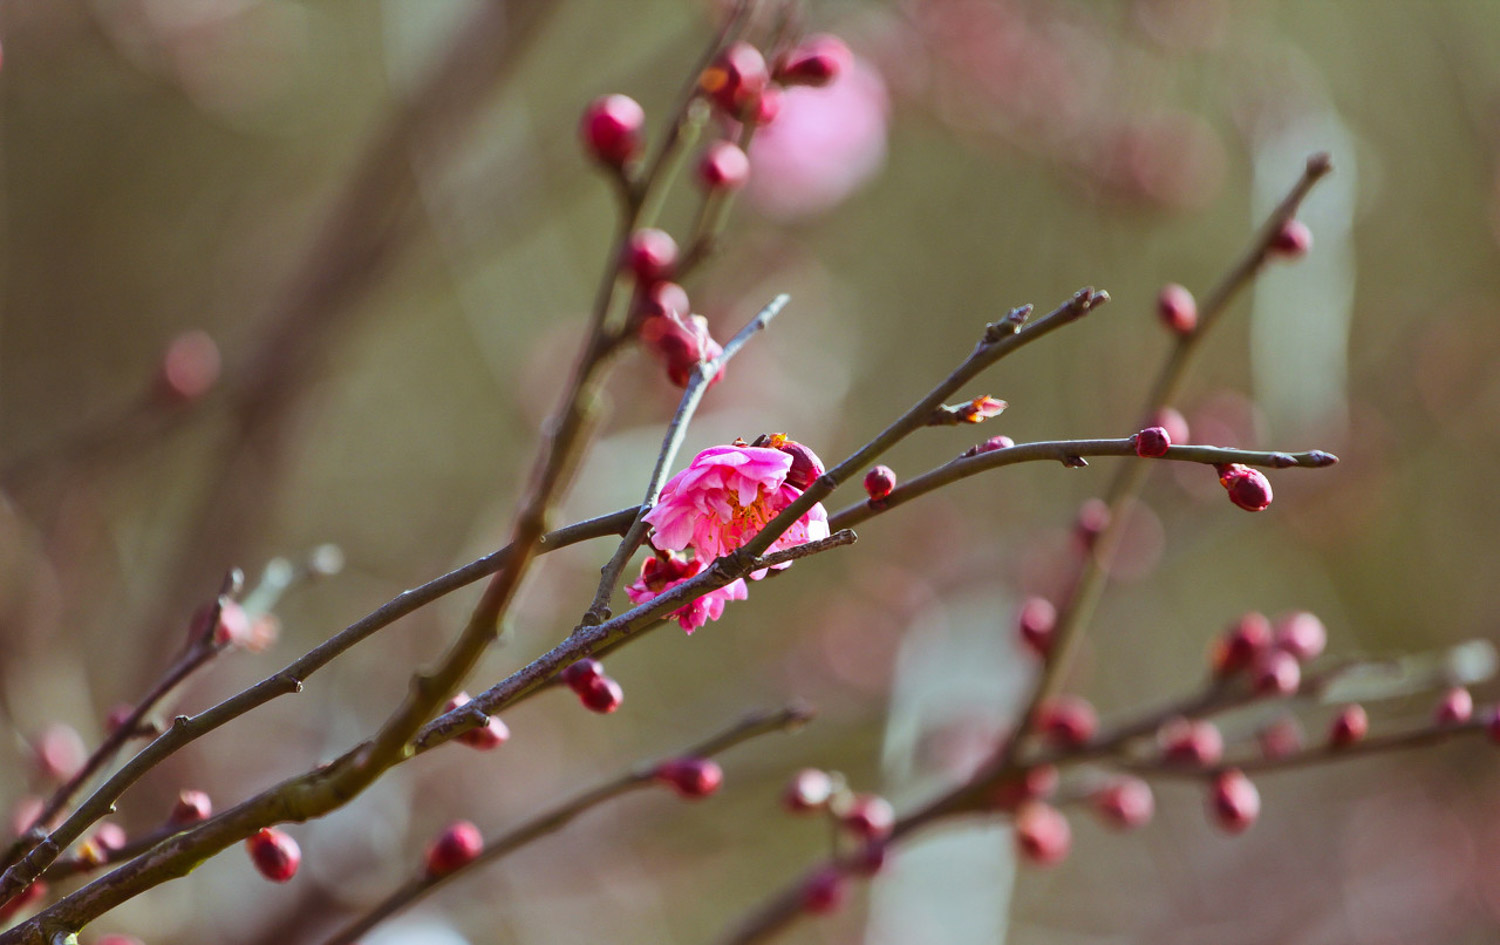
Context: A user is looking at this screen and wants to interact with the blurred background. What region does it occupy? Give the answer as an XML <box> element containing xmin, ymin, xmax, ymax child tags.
<box><xmin>3</xmin><ymin>0</ymin><xmax>1500</xmax><ymax>942</ymax></box>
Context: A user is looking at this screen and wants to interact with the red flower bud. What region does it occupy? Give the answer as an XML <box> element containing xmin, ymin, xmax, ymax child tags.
<box><xmin>1328</xmin><ymin>704</ymin><xmax>1368</xmax><ymax>748</ymax></box>
<box><xmin>561</xmin><ymin>659</ymin><xmax>604</xmax><ymax>693</ymax></box>
<box><xmin>1272</xmin><ymin>611</ymin><xmax>1327</xmax><ymax>662</ymax></box>
<box><xmin>655</xmin><ymin>757</ymin><xmax>724</xmax><ymax>799</ymax></box>
<box><xmin>159</xmin><ymin>330</ymin><xmax>221</xmax><ymax>402</ymax></box>
<box><xmin>1157</xmin><ymin>283</ymin><xmax>1198</xmax><ymax>335</ymax></box>
<box><xmin>1159</xmin><ymin>717</ymin><xmax>1224</xmax><ymax>767</ymax></box>
<box><xmin>800</xmin><ymin>868</ymin><xmax>846</xmax><ymax>914</ymax></box>
<box><xmin>1017</xmin><ymin>596</ymin><xmax>1057</xmax><ymax>657</ymax></box>
<box><xmin>753</xmin><ymin>434</ymin><xmax>826</xmax><ymax>491</ymax></box>
<box><xmin>1209</xmin><ymin>769</ymin><xmax>1260</xmax><ymax>834</ymax></box>
<box><xmin>425</xmin><ymin>820</ymin><xmax>483</xmax><ymax>878</ymax></box>
<box><xmin>622</xmin><ymin>229</ymin><xmax>678</xmax><ymax>285</ymax></box>
<box><xmin>700</xmin><ymin>42</ymin><xmax>769</xmax><ymax>117</ymax></box>
<box><xmin>963</xmin><ymin>434</ymin><xmax>1014</xmax><ymax>458</ymax></box>
<box><xmin>1133</xmin><ymin>425</ymin><xmax>1172</xmax><ymax>458</ymax></box>
<box><xmin>698</xmin><ymin>140</ymin><xmax>750</xmax><ymax>191</ymax></box>
<box><xmin>1435</xmin><ymin>687</ymin><xmax>1474</xmax><ymax>726</ymax></box>
<box><xmin>1151</xmin><ymin>407</ymin><xmax>1190</xmax><ymax>444</ymax></box>
<box><xmin>458</xmin><ymin>716</ymin><xmax>511</xmax><ymax>750</ymax></box>
<box><xmin>32</xmin><ymin>723</ymin><xmax>87</xmax><ymax>782</ymax></box>
<box><xmin>577</xmin><ymin>674</ymin><xmax>624</xmax><ymax>714</ymax></box>
<box><xmin>782</xmin><ymin>768</ymin><xmax>835</xmax><ymax>813</ymax></box>
<box><xmin>637</xmin><ymin>300</ymin><xmax>725</xmax><ymax>388</ymax></box>
<box><xmin>1218</xmin><ymin>464</ymin><xmax>1272</xmax><ymax>511</ymax></box>
<box><xmin>1014</xmin><ymin>801</ymin><xmax>1071</xmax><ymax>866</ymax></box>
<box><xmin>1092</xmin><ymin>777</ymin><xmax>1154</xmax><ymax>830</ymax></box>
<box><xmin>1074</xmin><ymin>498</ymin><xmax>1112</xmax><ymax>547</ymax></box>
<box><xmin>750</xmin><ymin>85</ymin><xmax>783</xmax><ymax>125</ymax></box>
<box><xmin>840</xmin><ymin>794</ymin><xmax>895</xmax><ymax>841</ymax></box>
<box><xmin>1269</xmin><ymin>219</ymin><xmax>1312</xmax><ymax>259</ymax></box>
<box><xmin>246</xmin><ymin>827</ymin><xmax>300</xmax><ymax>883</ymax></box>
<box><xmin>169</xmin><ymin>790</ymin><xmax>213</xmax><ymax>826</ymax></box>
<box><xmin>580</xmin><ymin>94</ymin><xmax>645</xmax><ymax>166</ymax></box>
<box><xmin>863</xmin><ymin>465</ymin><xmax>896</xmax><ymax>502</ymax></box>
<box><xmin>1252</xmin><ymin>648</ymin><xmax>1301</xmax><ymax>696</ymax></box>
<box><xmin>1038</xmin><ymin>696</ymin><xmax>1097</xmax><ymax>749</ymax></box>
<box><xmin>775</xmin><ymin>34</ymin><xmax>852</xmax><ymax>87</ymax></box>
<box><xmin>1210</xmin><ymin>611</ymin><xmax>1272</xmax><ymax>679</ymax></box>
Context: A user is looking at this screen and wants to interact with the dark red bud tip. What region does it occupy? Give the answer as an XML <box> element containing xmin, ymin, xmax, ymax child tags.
<box><xmin>1269</xmin><ymin>219</ymin><xmax>1313</xmax><ymax>259</ymax></box>
<box><xmin>1093</xmin><ymin>777</ymin><xmax>1154</xmax><ymax>830</ymax></box>
<box><xmin>800</xmin><ymin>868</ymin><xmax>847</xmax><ymax>914</ymax></box>
<box><xmin>863</xmin><ymin>465</ymin><xmax>896</xmax><ymax>502</ymax></box>
<box><xmin>561</xmin><ymin>659</ymin><xmax>605</xmax><ymax>693</ymax></box>
<box><xmin>655</xmin><ymin>757</ymin><xmax>724</xmax><ymax>798</ymax></box>
<box><xmin>1272</xmin><ymin>611</ymin><xmax>1326</xmax><ymax>662</ymax></box>
<box><xmin>425</xmin><ymin>821</ymin><xmax>483</xmax><ymax>878</ymax></box>
<box><xmin>1435</xmin><ymin>687</ymin><xmax>1474</xmax><ymax>726</ymax></box>
<box><xmin>1328</xmin><ymin>704</ymin><xmax>1368</xmax><ymax>748</ymax></box>
<box><xmin>246</xmin><ymin>827</ymin><xmax>300</xmax><ymax>883</ymax></box>
<box><xmin>1159</xmin><ymin>717</ymin><xmax>1224</xmax><ymax>766</ymax></box>
<box><xmin>698</xmin><ymin>140</ymin><xmax>751</xmax><ymax>191</ymax></box>
<box><xmin>1156</xmin><ymin>283</ymin><xmax>1198</xmax><ymax>335</ymax></box>
<box><xmin>578</xmin><ymin>674</ymin><xmax>624</xmax><ymax>714</ymax></box>
<box><xmin>622</xmin><ymin>229</ymin><xmax>679</xmax><ymax>285</ymax></box>
<box><xmin>1252</xmin><ymin>648</ymin><xmax>1301</xmax><ymax>696</ymax></box>
<box><xmin>754</xmin><ymin>435</ymin><xmax>826</xmax><ymax>490</ymax></box>
<box><xmin>159</xmin><ymin>330</ymin><xmax>221</xmax><ymax>402</ymax></box>
<box><xmin>1037</xmin><ymin>696</ymin><xmax>1097</xmax><ymax>749</ymax></box>
<box><xmin>775</xmin><ymin>34</ymin><xmax>852</xmax><ymax>87</ymax></box>
<box><xmin>1014</xmin><ymin>801</ymin><xmax>1071</xmax><ymax>866</ymax></box>
<box><xmin>1017</xmin><ymin>596</ymin><xmax>1057</xmax><ymax>657</ymax></box>
<box><xmin>1134</xmin><ymin>425</ymin><xmax>1172</xmax><ymax>458</ymax></box>
<box><xmin>782</xmin><ymin>768</ymin><xmax>835</xmax><ymax>813</ymax></box>
<box><xmin>581</xmin><ymin>94</ymin><xmax>645</xmax><ymax>166</ymax></box>
<box><xmin>840</xmin><ymin>794</ymin><xmax>895</xmax><ymax>841</ymax></box>
<box><xmin>700</xmin><ymin>42</ymin><xmax>770</xmax><ymax>117</ymax></box>
<box><xmin>1210</xmin><ymin>611</ymin><xmax>1272</xmax><ymax>679</ymax></box>
<box><xmin>1218</xmin><ymin>464</ymin><xmax>1273</xmax><ymax>511</ymax></box>
<box><xmin>1209</xmin><ymin>769</ymin><xmax>1261</xmax><ymax>834</ymax></box>
<box><xmin>168</xmin><ymin>789</ymin><xmax>213</xmax><ymax>826</ymax></box>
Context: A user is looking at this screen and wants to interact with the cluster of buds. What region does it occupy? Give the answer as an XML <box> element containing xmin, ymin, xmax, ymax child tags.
<box><xmin>560</xmin><ymin>658</ymin><xmax>624</xmax><ymax>714</ymax></box>
<box><xmin>442</xmin><ymin>692</ymin><xmax>511</xmax><ymax>750</ymax></box>
<box><xmin>700</xmin><ymin>34</ymin><xmax>851</xmax><ymax>128</ymax></box>
<box><xmin>782</xmin><ymin>766</ymin><xmax>892</xmax><ymax>915</ymax></box>
<box><xmin>1209</xmin><ymin>610</ymin><xmax>1326</xmax><ymax>687</ymax></box>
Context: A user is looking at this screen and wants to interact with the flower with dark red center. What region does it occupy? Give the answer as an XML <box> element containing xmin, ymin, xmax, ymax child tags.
<box><xmin>622</xmin><ymin>229</ymin><xmax>678</xmax><ymax>285</ymax></box>
<box><xmin>1014</xmin><ymin>801</ymin><xmax>1071</xmax><ymax>866</ymax></box>
<box><xmin>863</xmin><ymin>465</ymin><xmax>896</xmax><ymax>503</ymax></box>
<box><xmin>625</xmin><ymin>552</ymin><xmax>747</xmax><ymax>633</ymax></box>
<box><xmin>1435</xmin><ymin>687</ymin><xmax>1474</xmax><ymax>725</ymax></box>
<box><xmin>775</xmin><ymin>34</ymin><xmax>853</xmax><ymax>88</ymax></box>
<box><xmin>1329</xmin><ymin>704</ymin><xmax>1368</xmax><ymax>748</ymax></box>
<box><xmin>1273</xmin><ymin>611</ymin><xmax>1327</xmax><ymax>662</ymax></box>
<box><xmin>1217</xmin><ymin>463</ymin><xmax>1272</xmax><ymax>511</ymax></box>
<box><xmin>800</xmin><ymin>868</ymin><xmax>846</xmax><ymax>914</ymax></box>
<box><xmin>1038</xmin><ymin>696</ymin><xmax>1097</xmax><ymax>749</ymax></box>
<box><xmin>1269</xmin><ymin>219</ymin><xmax>1312</xmax><ymax>259</ymax></box>
<box><xmin>655</xmin><ymin>757</ymin><xmax>724</xmax><ymax>799</ymax></box>
<box><xmin>246</xmin><ymin>827</ymin><xmax>300</xmax><ymax>883</ymax></box>
<box><xmin>425</xmin><ymin>821</ymin><xmax>483</xmax><ymax>878</ymax></box>
<box><xmin>1157</xmin><ymin>283</ymin><xmax>1197</xmax><ymax>335</ymax></box>
<box><xmin>1093</xmin><ymin>777</ymin><xmax>1154</xmax><ymax>830</ymax></box>
<box><xmin>1211</xmin><ymin>611</ymin><xmax>1271</xmax><ymax>678</ymax></box>
<box><xmin>1252</xmin><ymin>648</ymin><xmax>1301</xmax><ymax>696</ymax></box>
<box><xmin>1209</xmin><ymin>769</ymin><xmax>1260</xmax><ymax>833</ymax></box>
<box><xmin>840</xmin><ymin>794</ymin><xmax>895</xmax><ymax>841</ymax></box>
<box><xmin>1159</xmin><ymin>717</ymin><xmax>1224</xmax><ymax>766</ymax></box>
<box><xmin>698</xmin><ymin>141</ymin><xmax>750</xmax><ymax>191</ymax></box>
<box><xmin>1017</xmin><ymin>596</ymin><xmax>1057</xmax><ymax>657</ymax></box>
<box><xmin>1133</xmin><ymin>425</ymin><xmax>1172</xmax><ymax>458</ymax></box>
<box><xmin>700</xmin><ymin>42</ymin><xmax>770</xmax><ymax>117</ymax></box>
<box><xmin>644</xmin><ymin>444</ymin><xmax>830</xmax><ymax>576</ymax></box>
<box><xmin>580</xmin><ymin>94</ymin><xmax>645</xmax><ymax>166</ymax></box>
<box><xmin>169</xmin><ymin>789</ymin><xmax>213</xmax><ymax>826</ymax></box>
<box><xmin>782</xmin><ymin>768</ymin><xmax>836</xmax><ymax>813</ymax></box>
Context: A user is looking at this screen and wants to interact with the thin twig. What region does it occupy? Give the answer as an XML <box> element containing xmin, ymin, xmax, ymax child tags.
<box><xmin>322</xmin><ymin>704</ymin><xmax>813</xmax><ymax>945</ymax></box>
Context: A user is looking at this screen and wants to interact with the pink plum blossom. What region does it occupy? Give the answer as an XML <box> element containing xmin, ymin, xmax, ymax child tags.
<box><xmin>625</xmin><ymin>552</ymin><xmax>748</xmax><ymax>634</ymax></box>
<box><xmin>746</xmin><ymin>58</ymin><xmax>889</xmax><ymax>221</ymax></box>
<box><xmin>643</xmin><ymin>443</ymin><xmax>831</xmax><ymax>580</ymax></box>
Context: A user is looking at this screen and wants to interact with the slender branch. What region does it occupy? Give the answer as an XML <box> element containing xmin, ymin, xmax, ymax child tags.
<box><xmin>826</xmin><ymin>439</ymin><xmax>1336</xmax><ymax>530</ymax></box>
<box><xmin>584</xmin><ymin>294</ymin><xmax>791</xmax><ymax>623</ymax></box>
<box><xmin>1007</xmin><ymin>154</ymin><xmax>1334</xmax><ymax>765</ymax></box>
<box><xmin>323</xmin><ymin>704</ymin><xmax>813</xmax><ymax>945</ymax></box>
<box><xmin>415</xmin><ymin>529</ymin><xmax>858</xmax><ymax>750</ymax></box>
